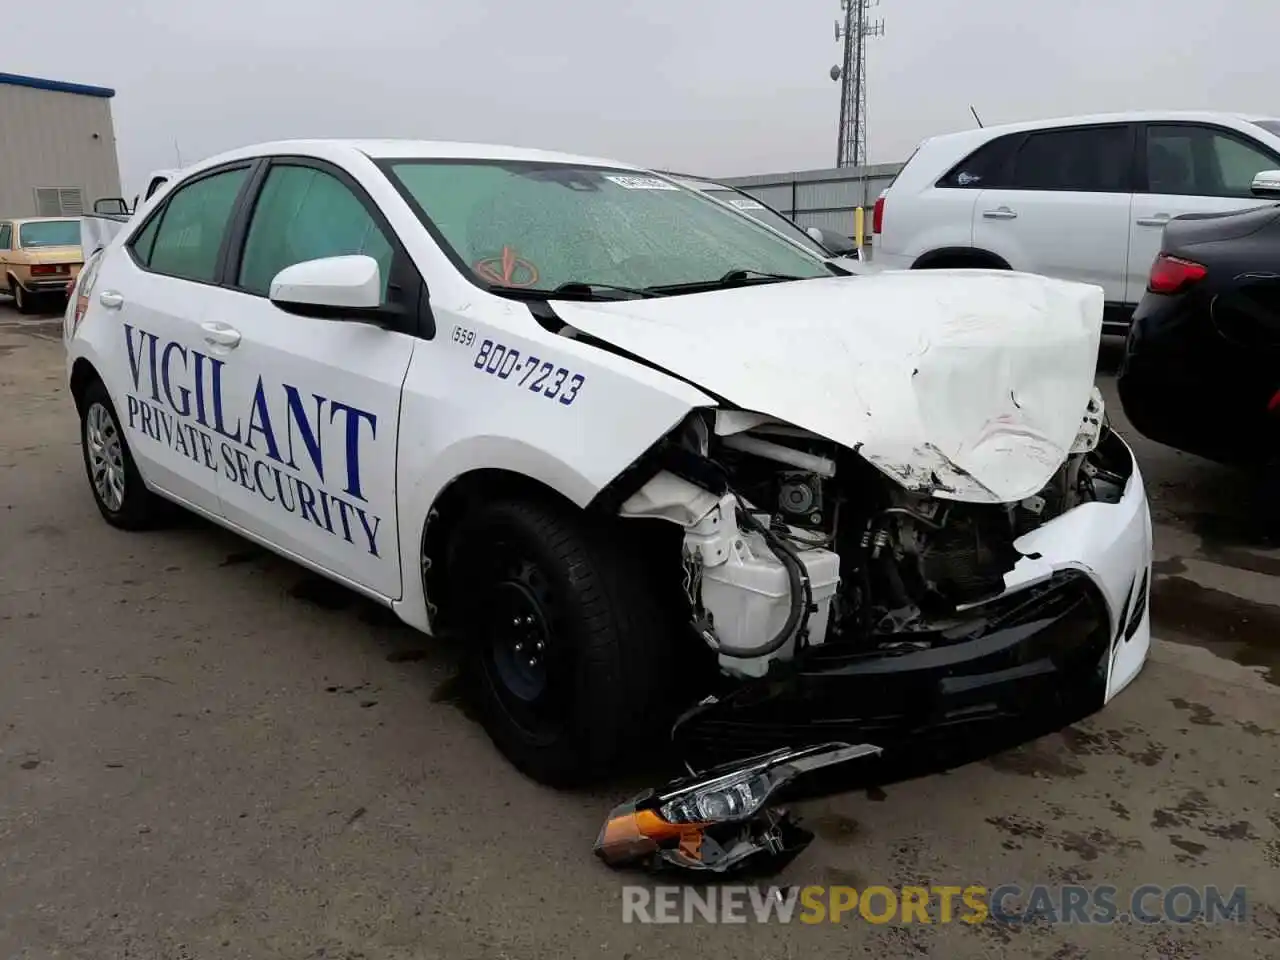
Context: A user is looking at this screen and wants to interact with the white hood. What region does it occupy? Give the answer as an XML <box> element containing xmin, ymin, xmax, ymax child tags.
<box><xmin>552</xmin><ymin>269</ymin><xmax>1104</xmax><ymax>504</ymax></box>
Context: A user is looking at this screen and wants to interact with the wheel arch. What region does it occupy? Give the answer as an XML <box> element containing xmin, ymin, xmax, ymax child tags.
<box><xmin>418</xmin><ymin>467</ymin><xmax>583</xmax><ymax>632</ymax></box>
<box><xmin>912</xmin><ymin>247</ymin><xmax>1012</xmax><ymax>270</ymax></box>
<box><xmin>70</xmin><ymin>357</ymin><xmax>104</xmax><ymax>416</ymax></box>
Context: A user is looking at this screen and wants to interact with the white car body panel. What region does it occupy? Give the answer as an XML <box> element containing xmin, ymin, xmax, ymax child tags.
<box><xmin>1004</xmin><ymin>450</ymin><xmax>1153</xmax><ymax>703</ymax></box>
<box><xmin>554</xmin><ymin>268</ymin><xmax>1104</xmax><ymax>505</ymax></box>
<box><xmin>64</xmin><ymin>136</ymin><xmax>1152</xmax><ymax>727</ymax></box>
<box><xmin>875</xmin><ymin>110</ymin><xmax>1280</xmax><ymax>313</ymax></box>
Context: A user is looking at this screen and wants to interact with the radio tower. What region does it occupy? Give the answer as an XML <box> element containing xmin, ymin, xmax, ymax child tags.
<box><xmin>831</xmin><ymin>0</ymin><xmax>885</xmax><ymax>168</ymax></box>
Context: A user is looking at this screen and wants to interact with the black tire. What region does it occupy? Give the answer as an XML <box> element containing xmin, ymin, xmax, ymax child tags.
<box><xmin>447</xmin><ymin>496</ymin><xmax>681</xmax><ymax>786</ymax></box>
<box><xmin>79</xmin><ymin>378</ymin><xmax>165</xmax><ymax>530</ymax></box>
<box><xmin>13</xmin><ymin>281</ymin><xmax>34</xmax><ymax>314</ymax></box>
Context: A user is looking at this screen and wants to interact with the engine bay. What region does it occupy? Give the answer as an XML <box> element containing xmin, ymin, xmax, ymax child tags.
<box><xmin>620</xmin><ymin>396</ymin><xmax>1134</xmax><ymax>681</ymax></box>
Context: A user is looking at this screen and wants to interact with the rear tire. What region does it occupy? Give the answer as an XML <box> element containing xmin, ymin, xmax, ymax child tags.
<box><xmin>13</xmin><ymin>282</ymin><xmax>34</xmax><ymax>314</ymax></box>
<box><xmin>447</xmin><ymin>496</ymin><xmax>681</xmax><ymax>786</ymax></box>
<box><xmin>79</xmin><ymin>378</ymin><xmax>166</xmax><ymax>530</ymax></box>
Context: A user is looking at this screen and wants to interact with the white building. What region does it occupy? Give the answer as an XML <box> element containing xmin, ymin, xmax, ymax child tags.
<box><xmin>0</xmin><ymin>72</ymin><xmax>122</xmax><ymax>219</ymax></box>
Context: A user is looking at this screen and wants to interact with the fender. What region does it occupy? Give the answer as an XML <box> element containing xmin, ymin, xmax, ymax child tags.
<box><xmin>393</xmin><ymin>429</ymin><xmax>689</xmax><ymax>632</ymax></box>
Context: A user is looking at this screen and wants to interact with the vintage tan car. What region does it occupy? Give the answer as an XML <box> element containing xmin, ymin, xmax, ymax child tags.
<box><xmin>0</xmin><ymin>217</ymin><xmax>83</xmax><ymax>313</ymax></box>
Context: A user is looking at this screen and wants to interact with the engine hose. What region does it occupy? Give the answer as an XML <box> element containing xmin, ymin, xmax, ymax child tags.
<box><xmin>713</xmin><ymin>504</ymin><xmax>813</xmax><ymax>660</ymax></box>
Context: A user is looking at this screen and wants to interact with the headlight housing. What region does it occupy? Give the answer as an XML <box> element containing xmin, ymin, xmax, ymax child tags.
<box><xmin>595</xmin><ymin>742</ymin><xmax>881</xmax><ymax>874</ymax></box>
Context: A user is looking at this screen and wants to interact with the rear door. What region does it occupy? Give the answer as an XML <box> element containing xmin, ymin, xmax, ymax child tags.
<box><xmin>972</xmin><ymin>123</ymin><xmax>1137</xmax><ymax>303</ymax></box>
<box><xmin>1128</xmin><ymin>122</ymin><xmax>1280</xmax><ymax>303</ymax></box>
<box><xmin>192</xmin><ymin>157</ymin><xmax>422</xmax><ymax>598</ymax></box>
<box><xmin>90</xmin><ymin>163</ymin><xmax>256</xmax><ymax>513</ymax></box>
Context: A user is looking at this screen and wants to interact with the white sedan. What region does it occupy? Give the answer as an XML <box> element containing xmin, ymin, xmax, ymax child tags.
<box><xmin>64</xmin><ymin>139</ymin><xmax>1153</xmax><ymax>786</ymax></box>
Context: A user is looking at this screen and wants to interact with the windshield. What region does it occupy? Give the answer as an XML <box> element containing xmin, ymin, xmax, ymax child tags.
<box><xmin>1251</xmin><ymin>120</ymin><xmax>1280</xmax><ymax>139</ymax></box>
<box><xmin>699</xmin><ymin>188</ymin><xmax>830</xmax><ymax>256</ymax></box>
<box><xmin>19</xmin><ymin>220</ymin><xmax>80</xmax><ymax>248</ymax></box>
<box><xmin>383</xmin><ymin>161</ymin><xmax>832</xmax><ymax>295</ymax></box>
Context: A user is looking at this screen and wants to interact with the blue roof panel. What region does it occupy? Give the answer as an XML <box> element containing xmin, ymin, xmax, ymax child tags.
<box><xmin>0</xmin><ymin>72</ymin><xmax>115</xmax><ymax>99</ymax></box>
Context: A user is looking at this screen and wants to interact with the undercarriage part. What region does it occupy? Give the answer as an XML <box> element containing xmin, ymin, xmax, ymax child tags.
<box><xmin>594</xmin><ymin>742</ymin><xmax>882</xmax><ymax>875</ymax></box>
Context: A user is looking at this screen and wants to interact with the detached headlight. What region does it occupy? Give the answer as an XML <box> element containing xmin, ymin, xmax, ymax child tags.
<box><xmin>660</xmin><ymin>771</ymin><xmax>773</xmax><ymax>824</ymax></box>
<box><xmin>594</xmin><ymin>742</ymin><xmax>881</xmax><ymax>874</ymax></box>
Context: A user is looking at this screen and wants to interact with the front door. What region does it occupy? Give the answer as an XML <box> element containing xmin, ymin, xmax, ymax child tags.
<box><xmin>197</xmin><ymin>159</ymin><xmax>418</xmax><ymax>599</ymax></box>
<box><xmin>1127</xmin><ymin>123</ymin><xmax>1280</xmax><ymax>302</ymax></box>
<box><xmin>971</xmin><ymin>123</ymin><xmax>1136</xmax><ymax>305</ymax></box>
<box><xmin>94</xmin><ymin>164</ymin><xmax>255</xmax><ymax>514</ymax></box>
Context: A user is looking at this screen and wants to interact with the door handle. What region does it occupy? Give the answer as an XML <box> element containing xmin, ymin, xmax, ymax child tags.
<box><xmin>1136</xmin><ymin>214</ymin><xmax>1171</xmax><ymax>227</ymax></box>
<box><xmin>201</xmin><ymin>321</ymin><xmax>242</xmax><ymax>349</ymax></box>
<box><xmin>982</xmin><ymin>207</ymin><xmax>1018</xmax><ymax>220</ymax></box>
<box><xmin>98</xmin><ymin>290</ymin><xmax>124</xmax><ymax>309</ymax></box>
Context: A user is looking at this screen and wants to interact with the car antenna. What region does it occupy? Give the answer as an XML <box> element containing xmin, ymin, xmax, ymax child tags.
<box><xmin>969</xmin><ymin>105</ymin><xmax>984</xmax><ymax>128</ymax></box>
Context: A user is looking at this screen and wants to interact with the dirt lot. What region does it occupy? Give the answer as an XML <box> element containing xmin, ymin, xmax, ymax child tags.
<box><xmin>2</xmin><ymin>303</ymin><xmax>1278</xmax><ymax>959</ymax></box>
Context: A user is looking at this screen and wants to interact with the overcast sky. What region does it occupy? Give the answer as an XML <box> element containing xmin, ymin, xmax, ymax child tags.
<box><xmin>11</xmin><ymin>0</ymin><xmax>1279</xmax><ymax>195</ymax></box>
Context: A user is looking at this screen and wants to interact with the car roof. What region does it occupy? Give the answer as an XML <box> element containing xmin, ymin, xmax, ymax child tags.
<box><xmin>189</xmin><ymin>138</ymin><xmax>649</xmax><ymax>174</ymax></box>
<box><xmin>7</xmin><ymin>217</ymin><xmax>79</xmax><ymax>225</ymax></box>
<box><xmin>930</xmin><ymin>110</ymin><xmax>1280</xmax><ymax>143</ymax></box>
<box><xmin>653</xmin><ymin>170</ymin><xmax>726</xmax><ymax>190</ymax></box>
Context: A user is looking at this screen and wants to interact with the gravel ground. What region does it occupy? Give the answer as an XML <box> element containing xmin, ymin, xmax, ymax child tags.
<box><xmin>1</xmin><ymin>305</ymin><xmax>1277</xmax><ymax>959</ymax></box>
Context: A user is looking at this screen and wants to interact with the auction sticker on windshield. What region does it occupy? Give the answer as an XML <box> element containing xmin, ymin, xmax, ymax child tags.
<box><xmin>727</xmin><ymin>197</ymin><xmax>765</xmax><ymax>210</ymax></box>
<box><xmin>605</xmin><ymin>175</ymin><xmax>679</xmax><ymax>190</ymax></box>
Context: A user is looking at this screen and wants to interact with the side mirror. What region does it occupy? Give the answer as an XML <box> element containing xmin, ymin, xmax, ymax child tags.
<box><xmin>93</xmin><ymin>197</ymin><xmax>130</xmax><ymax>215</ymax></box>
<box><xmin>269</xmin><ymin>255</ymin><xmax>389</xmax><ymax>322</ymax></box>
<box><xmin>806</xmin><ymin>225</ymin><xmax>859</xmax><ymax>256</ymax></box>
<box><xmin>1251</xmin><ymin>170</ymin><xmax>1280</xmax><ymax>199</ymax></box>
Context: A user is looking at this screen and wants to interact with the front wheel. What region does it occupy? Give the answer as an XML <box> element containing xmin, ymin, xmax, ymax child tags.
<box><xmin>448</xmin><ymin>496</ymin><xmax>682</xmax><ymax>786</ymax></box>
<box><xmin>79</xmin><ymin>378</ymin><xmax>166</xmax><ymax>530</ymax></box>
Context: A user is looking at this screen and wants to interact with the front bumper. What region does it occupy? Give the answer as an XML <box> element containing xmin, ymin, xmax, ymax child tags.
<box><xmin>675</xmin><ymin>437</ymin><xmax>1153</xmax><ymax>763</ymax></box>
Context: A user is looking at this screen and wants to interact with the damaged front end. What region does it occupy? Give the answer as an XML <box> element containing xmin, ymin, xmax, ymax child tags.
<box><xmin>593</xmin><ymin>391</ymin><xmax>1148</xmax><ymax>874</ymax></box>
<box><xmin>607</xmin><ymin>386</ymin><xmax>1142</xmax><ymax>769</ymax></box>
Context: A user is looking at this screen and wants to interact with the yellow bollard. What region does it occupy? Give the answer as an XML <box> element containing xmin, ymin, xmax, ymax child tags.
<box><xmin>854</xmin><ymin>207</ymin><xmax>865</xmax><ymax>250</ymax></box>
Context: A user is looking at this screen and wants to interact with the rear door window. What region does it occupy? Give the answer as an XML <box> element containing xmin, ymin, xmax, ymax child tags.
<box><xmin>137</xmin><ymin>167</ymin><xmax>251</xmax><ymax>282</ymax></box>
<box><xmin>937</xmin><ymin>134</ymin><xmax>1019</xmax><ymax>189</ymax></box>
<box><xmin>1007</xmin><ymin>125</ymin><xmax>1134</xmax><ymax>193</ymax></box>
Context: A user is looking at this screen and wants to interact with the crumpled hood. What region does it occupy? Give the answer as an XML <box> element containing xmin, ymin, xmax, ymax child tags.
<box><xmin>552</xmin><ymin>269</ymin><xmax>1104</xmax><ymax>504</ymax></box>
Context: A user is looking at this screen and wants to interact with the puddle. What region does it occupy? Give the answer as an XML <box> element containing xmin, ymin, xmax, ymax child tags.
<box><xmin>1149</xmin><ymin>576</ymin><xmax>1280</xmax><ymax>686</ymax></box>
<box><xmin>1187</xmin><ymin>511</ymin><xmax>1280</xmax><ymax>551</ymax></box>
<box><xmin>1197</xmin><ymin>545</ymin><xmax>1280</xmax><ymax>579</ymax></box>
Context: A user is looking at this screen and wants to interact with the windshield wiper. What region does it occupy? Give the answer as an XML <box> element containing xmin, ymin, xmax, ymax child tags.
<box><xmin>647</xmin><ymin>268</ymin><xmax>807</xmax><ymax>294</ymax></box>
<box><xmin>550</xmin><ymin>280</ymin><xmax>659</xmax><ymax>300</ymax></box>
<box><xmin>485</xmin><ymin>280</ymin><xmax>659</xmax><ymax>302</ymax></box>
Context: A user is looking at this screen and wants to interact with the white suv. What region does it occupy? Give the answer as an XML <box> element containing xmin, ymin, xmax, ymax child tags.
<box><xmin>873</xmin><ymin>111</ymin><xmax>1280</xmax><ymax>332</ymax></box>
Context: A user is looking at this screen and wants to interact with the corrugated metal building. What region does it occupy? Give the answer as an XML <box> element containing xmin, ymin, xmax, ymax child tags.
<box><xmin>0</xmin><ymin>72</ymin><xmax>122</xmax><ymax>219</ymax></box>
<box><xmin>719</xmin><ymin>161</ymin><xmax>905</xmax><ymax>238</ymax></box>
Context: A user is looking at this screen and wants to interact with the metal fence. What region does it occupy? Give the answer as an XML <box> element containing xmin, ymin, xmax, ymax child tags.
<box><xmin>718</xmin><ymin>161</ymin><xmax>904</xmax><ymax>239</ymax></box>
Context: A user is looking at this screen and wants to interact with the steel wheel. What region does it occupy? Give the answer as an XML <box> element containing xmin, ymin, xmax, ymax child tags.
<box><xmin>475</xmin><ymin>547</ymin><xmax>566</xmax><ymax>744</ymax></box>
<box><xmin>85</xmin><ymin>401</ymin><xmax>126</xmax><ymax>512</ymax></box>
